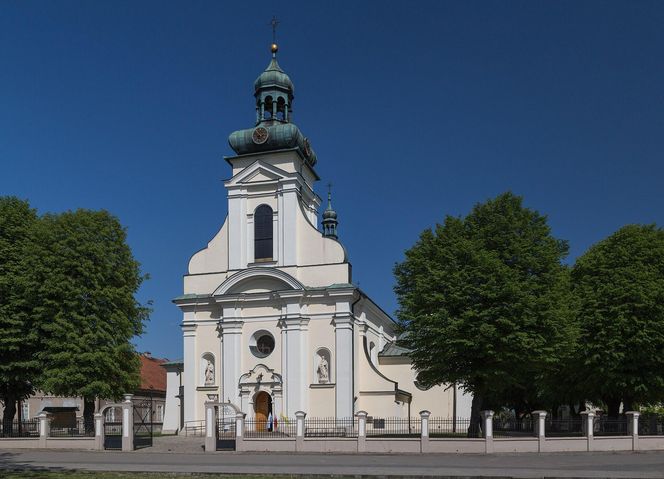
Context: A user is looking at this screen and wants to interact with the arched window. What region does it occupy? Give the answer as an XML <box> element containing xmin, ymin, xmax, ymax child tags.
<box><xmin>254</xmin><ymin>205</ymin><xmax>273</xmax><ymax>261</ymax></box>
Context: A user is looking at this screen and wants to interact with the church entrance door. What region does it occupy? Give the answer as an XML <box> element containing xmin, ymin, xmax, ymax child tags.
<box><xmin>254</xmin><ymin>392</ymin><xmax>272</xmax><ymax>432</ymax></box>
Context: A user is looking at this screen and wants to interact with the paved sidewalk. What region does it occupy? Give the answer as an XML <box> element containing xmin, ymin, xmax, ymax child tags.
<box><xmin>2</xmin><ymin>449</ymin><xmax>664</xmax><ymax>477</ymax></box>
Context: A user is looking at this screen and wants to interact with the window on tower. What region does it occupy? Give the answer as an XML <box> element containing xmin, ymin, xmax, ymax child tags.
<box><xmin>254</xmin><ymin>204</ymin><xmax>273</xmax><ymax>261</ymax></box>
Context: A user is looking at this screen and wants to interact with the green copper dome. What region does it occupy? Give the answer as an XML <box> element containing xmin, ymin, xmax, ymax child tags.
<box><xmin>227</xmin><ymin>45</ymin><xmax>317</xmax><ymax>168</ymax></box>
<box><xmin>254</xmin><ymin>57</ymin><xmax>294</xmax><ymax>94</ymax></box>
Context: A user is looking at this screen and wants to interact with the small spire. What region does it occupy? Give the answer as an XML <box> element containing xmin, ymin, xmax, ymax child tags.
<box><xmin>322</xmin><ymin>183</ymin><xmax>338</xmax><ymax>239</ymax></box>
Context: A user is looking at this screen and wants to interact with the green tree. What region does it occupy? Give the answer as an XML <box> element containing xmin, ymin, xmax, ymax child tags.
<box><xmin>394</xmin><ymin>192</ymin><xmax>574</xmax><ymax>430</ymax></box>
<box><xmin>28</xmin><ymin>209</ymin><xmax>150</xmax><ymax>431</ymax></box>
<box><xmin>572</xmin><ymin>224</ymin><xmax>664</xmax><ymax>416</ymax></box>
<box><xmin>0</xmin><ymin>197</ymin><xmax>40</xmax><ymax>433</ymax></box>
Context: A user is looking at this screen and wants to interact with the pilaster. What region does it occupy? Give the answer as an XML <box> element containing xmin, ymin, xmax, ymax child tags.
<box><xmin>182</xmin><ymin>324</ymin><xmax>197</xmax><ymax>424</ymax></box>
<box><xmin>333</xmin><ymin>310</ymin><xmax>354</xmax><ymax>418</ymax></box>
<box><xmin>280</xmin><ymin>308</ymin><xmax>309</xmax><ymax>416</ymax></box>
<box><xmin>220</xmin><ymin>319</ymin><xmax>244</xmax><ymax>407</ymax></box>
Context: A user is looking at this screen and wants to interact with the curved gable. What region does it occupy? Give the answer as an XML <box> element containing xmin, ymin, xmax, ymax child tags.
<box><xmin>213</xmin><ymin>267</ymin><xmax>304</xmax><ymax>296</ymax></box>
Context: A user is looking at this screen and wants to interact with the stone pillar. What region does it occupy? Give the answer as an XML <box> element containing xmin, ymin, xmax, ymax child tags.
<box><xmin>295</xmin><ymin>410</ymin><xmax>306</xmax><ymax>452</ymax></box>
<box><xmin>37</xmin><ymin>412</ymin><xmax>51</xmax><ymax>448</ymax></box>
<box><xmin>204</xmin><ymin>402</ymin><xmax>216</xmax><ymax>453</ymax></box>
<box><xmin>122</xmin><ymin>394</ymin><xmax>134</xmax><ymax>452</ymax></box>
<box><xmin>235</xmin><ymin>412</ymin><xmax>245</xmax><ymax>451</ymax></box>
<box><xmin>481</xmin><ymin>410</ymin><xmax>494</xmax><ymax>454</ymax></box>
<box><xmin>580</xmin><ymin>411</ymin><xmax>595</xmax><ymax>452</ymax></box>
<box><xmin>626</xmin><ymin>411</ymin><xmax>640</xmax><ymax>451</ymax></box>
<box><xmin>333</xmin><ymin>311</ymin><xmax>354</xmax><ymax>418</ymax></box>
<box><xmin>532</xmin><ymin>410</ymin><xmax>547</xmax><ymax>452</ymax></box>
<box><xmin>356</xmin><ymin>410</ymin><xmax>367</xmax><ymax>453</ymax></box>
<box><xmin>94</xmin><ymin>412</ymin><xmax>104</xmax><ymax>450</ymax></box>
<box><xmin>420</xmin><ymin>410</ymin><xmax>431</xmax><ymax>453</ymax></box>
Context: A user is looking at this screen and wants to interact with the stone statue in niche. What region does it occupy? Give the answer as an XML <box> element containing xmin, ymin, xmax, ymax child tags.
<box><xmin>317</xmin><ymin>353</ymin><xmax>329</xmax><ymax>384</ymax></box>
<box><xmin>204</xmin><ymin>359</ymin><xmax>214</xmax><ymax>385</ymax></box>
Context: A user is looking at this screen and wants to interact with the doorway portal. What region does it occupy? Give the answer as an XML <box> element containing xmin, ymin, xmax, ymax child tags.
<box><xmin>254</xmin><ymin>392</ymin><xmax>272</xmax><ymax>431</ymax></box>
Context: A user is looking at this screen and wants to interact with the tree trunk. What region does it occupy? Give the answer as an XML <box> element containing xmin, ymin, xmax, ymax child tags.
<box><xmin>605</xmin><ymin>398</ymin><xmax>621</xmax><ymax>418</ymax></box>
<box><xmin>469</xmin><ymin>393</ymin><xmax>483</xmax><ymax>438</ymax></box>
<box><xmin>2</xmin><ymin>395</ymin><xmax>17</xmax><ymax>436</ymax></box>
<box><xmin>83</xmin><ymin>397</ymin><xmax>95</xmax><ymax>434</ymax></box>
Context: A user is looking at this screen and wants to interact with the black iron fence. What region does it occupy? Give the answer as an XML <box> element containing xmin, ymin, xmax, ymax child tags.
<box><xmin>428</xmin><ymin>417</ymin><xmax>478</xmax><ymax>437</ymax></box>
<box><xmin>304</xmin><ymin>417</ymin><xmax>357</xmax><ymax>438</ymax></box>
<box><xmin>49</xmin><ymin>417</ymin><xmax>95</xmax><ymax>437</ymax></box>
<box><xmin>0</xmin><ymin>419</ymin><xmax>40</xmax><ymax>438</ymax></box>
<box><xmin>244</xmin><ymin>417</ymin><xmax>297</xmax><ymax>438</ymax></box>
<box><xmin>366</xmin><ymin>417</ymin><xmax>421</xmax><ymax>437</ymax></box>
<box><xmin>639</xmin><ymin>415</ymin><xmax>664</xmax><ymax>436</ymax></box>
<box><xmin>493</xmin><ymin>416</ymin><xmax>534</xmax><ymax>438</ymax></box>
<box><xmin>545</xmin><ymin>418</ymin><xmax>584</xmax><ymax>437</ymax></box>
<box><xmin>594</xmin><ymin>416</ymin><xmax>628</xmax><ymax>436</ymax></box>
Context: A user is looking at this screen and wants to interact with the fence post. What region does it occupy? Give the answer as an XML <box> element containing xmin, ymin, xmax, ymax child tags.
<box><xmin>580</xmin><ymin>410</ymin><xmax>594</xmax><ymax>452</ymax></box>
<box><xmin>235</xmin><ymin>412</ymin><xmax>245</xmax><ymax>452</ymax></box>
<box><xmin>420</xmin><ymin>410</ymin><xmax>431</xmax><ymax>453</ymax></box>
<box><xmin>481</xmin><ymin>410</ymin><xmax>494</xmax><ymax>454</ymax></box>
<box><xmin>94</xmin><ymin>412</ymin><xmax>104</xmax><ymax>451</ymax></box>
<box><xmin>38</xmin><ymin>411</ymin><xmax>51</xmax><ymax>448</ymax></box>
<box><xmin>356</xmin><ymin>411</ymin><xmax>367</xmax><ymax>453</ymax></box>
<box><xmin>121</xmin><ymin>394</ymin><xmax>134</xmax><ymax>452</ymax></box>
<box><xmin>626</xmin><ymin>411</ymin><xmax>639</xmax><ymax>451</ymax></box>
<box><xmin>204</xmin><ymin>402</ymin><xmax>216</xmax><ymax>453</ymax></box>
<box><xmin>532</xmin><ymin>410</ymin><xmax>547</xmax><ymax>452</ymax></box>
<box><xmin>295</xmin><ymin>411</ymin><xmax>306</xmax><ymax>452</ymax></box>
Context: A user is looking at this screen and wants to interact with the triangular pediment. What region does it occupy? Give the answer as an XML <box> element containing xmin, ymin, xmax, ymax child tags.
<box><xmin>226</xmin><ymin>160</ymin><xmax>293</xmax><ymax>188</ymax></box>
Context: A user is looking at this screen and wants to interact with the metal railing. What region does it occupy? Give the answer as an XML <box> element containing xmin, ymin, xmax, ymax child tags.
<box><xmin>304</xmin><ymin>417</ymin><xmax>357</xmax><ymax>438</ymax></box>
<box><xmin>639</xmin><ymin>415</ymin><xmax>664</xmax><ymax>436</ymax></box>
<box><xmin>366</xmin><ymin>417</ymin><xmax>421</xmax><ymax>437</ymax></box>
<box><xmin>184</xmin><ymin>420</ymin><xmax>206</xmax><ymax>436</ymax></box>
<box><xmin>594</xmin><ymin>416</ymin><xmax>628</xmax><ymax>436</ymax></box>
<box><xmin>244</xmin><ymin>417</ymin><xmax>297</xmax><ymax>438</ymax></box>
<box><xmin>493</xmin><ymin>416</ymin><xmax>534</xmax><ymax>438</ymax></box>
<box><xmin>545</xmin><ymin>418</ymin><xmax>584</xmax><ymax>437</ymax></box>
<box><xmin>0</xmin><ymin>419</ymin><xmax>40</xmax><ymax>438</ymax></box>
<box><xmin>429</xmin><ymin>417</ymin><xmax>478</xmax><ymax>437</ymax></box>
<box><xmin>49</xmin><ymin>417</ymin><xmax>95</xmax><ymax>437</ymax></box>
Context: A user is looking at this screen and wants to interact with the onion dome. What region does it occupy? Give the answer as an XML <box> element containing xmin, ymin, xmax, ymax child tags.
<box><xmin>254</xmin><ymin>45</ymin><xmax>294</xmax><ymax>94</ymax></box>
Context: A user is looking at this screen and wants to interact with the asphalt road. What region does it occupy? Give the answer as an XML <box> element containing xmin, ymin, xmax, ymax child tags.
<box><xmin>2</xmin><ymin>449</ymin><xmax>664</xmax><ymax>477</ymax></box>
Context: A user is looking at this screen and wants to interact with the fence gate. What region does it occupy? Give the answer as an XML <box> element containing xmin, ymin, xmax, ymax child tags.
<box><xmin>216</xmin><ymin>404</ymin><xmax>237</xmax><ymax>451</ymax></box>
<box><xmin>133</xmin><ymin>398</ymin><xmax>153</xmax><ymax>449</ymax></box>
<box><xmin>103</xmin><ymin>407</ymin><xmax>122</xmax><ymax>450</ymax></box>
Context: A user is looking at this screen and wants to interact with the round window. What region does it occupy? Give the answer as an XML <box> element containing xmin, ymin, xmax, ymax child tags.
<box><xmin>250</xmin><ymin>330</ymin><xmax>275</xmax><ymax>358</ymax></box>
<box><xmin>257</xmin><ymin>335</ymin><xmax>275</xmax><ymax>355</ymax></box>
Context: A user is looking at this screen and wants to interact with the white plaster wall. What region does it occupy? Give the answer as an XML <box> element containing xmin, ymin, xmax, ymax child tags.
<box><xmin>188</xmin><ymin>218</ymin><xmax>229</xmax><ymax>275</ymax></box>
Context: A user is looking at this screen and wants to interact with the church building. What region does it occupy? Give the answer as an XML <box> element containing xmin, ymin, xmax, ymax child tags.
<box><xmin>167</xmin><ymin>44</ymin><xmax>471</xmax><ymax>430</ymax></box>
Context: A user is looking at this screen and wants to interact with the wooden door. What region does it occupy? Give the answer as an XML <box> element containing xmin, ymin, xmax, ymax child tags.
<box><xmin>255</xmin><ymin>392</ymin><xmax>269</xmax><ymax>431</ymax></box>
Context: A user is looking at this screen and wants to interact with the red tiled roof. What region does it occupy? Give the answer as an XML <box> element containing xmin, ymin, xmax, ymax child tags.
<box><xmin>138</xmin><ymin>354</ymin><xmax>168</xmax><ymax>393</ymax></box>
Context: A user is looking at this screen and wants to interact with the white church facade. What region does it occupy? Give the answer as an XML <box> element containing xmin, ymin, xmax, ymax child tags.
<box><xmin>164</xmin><ymin>44</ymin><xmax>471</xmax><ymax>432</ymax></box>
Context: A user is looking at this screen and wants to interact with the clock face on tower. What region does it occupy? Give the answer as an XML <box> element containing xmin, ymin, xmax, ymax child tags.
<box><xmin>252</xmin><ymin>126</ymin><xmax>269</xmax><ymax>145</ymax></box>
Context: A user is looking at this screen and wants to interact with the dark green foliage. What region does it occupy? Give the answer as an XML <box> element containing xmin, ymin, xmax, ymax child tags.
<box><xmin>394</xmin><ymin>192</ymin><xmax>575</xmax><ymax>420</ymax></box>
<box><xmin>0</xmin><ymin>197</ymin><xmax>40</xmax><ymax>431</ymax></box>
<box><xmin>26</xmin><ymin>209</ymin><xmax>150</xmax><ymax>428</ymax></box>
<box><xmin>572</xmin><ymin>224</ymin><xmax>664</xmax><ymax>416</ymax></box>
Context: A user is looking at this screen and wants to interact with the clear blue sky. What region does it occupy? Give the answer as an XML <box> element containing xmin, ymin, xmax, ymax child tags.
<box><xmin>2</xmin><ymin>1</ymin><xmax>663</xmax><ymax>360</ymax></box>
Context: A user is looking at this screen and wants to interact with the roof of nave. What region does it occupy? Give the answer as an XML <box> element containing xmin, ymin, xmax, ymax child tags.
<box><xmin>138</xmin><ymin>353</ymin><xmax>168</xmax><ymax>393</ymax></box>
<box><xmin>379</xmin><ymin>333</ymin><xmax>412</xmax><ymax>357</ymax></box>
